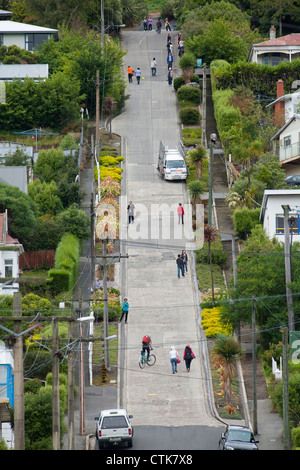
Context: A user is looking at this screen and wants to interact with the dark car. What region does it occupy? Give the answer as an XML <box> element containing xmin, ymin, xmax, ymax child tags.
<box><xmin>285</xmin><ymin>175</ymin><xmax>300</xmax><ymax>186</ymax></box>
<box><xmin>219</xmin><ymin>425</ymin><xmax>259</xmax><ymax>450</ymax></box>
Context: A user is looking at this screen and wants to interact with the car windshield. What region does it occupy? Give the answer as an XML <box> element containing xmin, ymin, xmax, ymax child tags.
<box><xmin>166</xmin><ymin>160</ymin><xmax>185</xmax><ymax>168</ymax></box>
<box><xmin>228</xmin><ymin>430</ymin><xmax>254</xmax><ymax>443</ymax></box>
<box><xmin>102</xmin><ymin>416</ymin><xmax>128</xmax><ymax>429</ymax></box>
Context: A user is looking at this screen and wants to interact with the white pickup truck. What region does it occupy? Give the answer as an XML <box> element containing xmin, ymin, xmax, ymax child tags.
<box><xmin>157</xmin><ymin>141</ymin><xmax>188</xmax><ymax>181</ymax></box>
<box><xmin>95</xmin><ymin>409</ymin><xmax>133</xmax><ymax>449</ymax></box>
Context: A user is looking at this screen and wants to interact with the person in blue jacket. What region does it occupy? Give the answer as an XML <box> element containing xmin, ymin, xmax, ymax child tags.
<box><xmin>119</xmin><ymin>298</ymin><xmax>129</xmax><ymax>323</ymax></box>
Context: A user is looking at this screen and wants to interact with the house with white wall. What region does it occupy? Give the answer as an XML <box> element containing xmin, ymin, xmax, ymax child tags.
<box><xmin>0</xmin><ymin>210</ymin><xmax>24</xmax><ymax>295</ymax></box>
<box><xmin>260</xmin><ymin>189</ymin><xmax>300</xmax><ymax>241</ymax></box>
<box><xmin>270</xmin><ymin>114</ymin><xmax>300</xmax><ymax>174</ymax></box>
<box><xmin>248</xmin><ymin>27</ymin><xmax>300</xmax><ymax>65</ymax></box>
<box><xmin>0</xmin><ymin>20</ymin><xmax>57</xmax><ymax>51</ymax></box>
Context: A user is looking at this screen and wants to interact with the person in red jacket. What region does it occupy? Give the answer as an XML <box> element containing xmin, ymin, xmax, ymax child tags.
<box><xmin>183</xmin><ymin>344</ymin><xmax>195</xmax><ymax>372</ymax></box>
<box><xmin>177</xmin><ymin>203</ymin><xmax>184</xmax><ymax>224</ymax></box>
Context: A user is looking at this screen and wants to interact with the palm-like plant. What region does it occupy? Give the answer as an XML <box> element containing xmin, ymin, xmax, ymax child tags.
<box><xmin>204</xmin><ymin>225</ymin><xmax>218</xmax><ymax>301</ymax></box>
<box><xmin>187</xmin><ymin>145</ymin><xmax>207</xmax><ymax>180</ymax></box>
<box><xmin>178</xmin><ymin>52</ymin><xmax>197</xmax><ymax>84</ymax></box>
<box><xmin>212</xmin><ymin>336</ymin><xmax>244</xmax><ymax>404</ymax></box>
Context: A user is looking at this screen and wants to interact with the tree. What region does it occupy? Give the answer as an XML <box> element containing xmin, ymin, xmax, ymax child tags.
<box><xmin>186</xmin><ymin>19</ymin><xmax>249</xmax><ymax>64</ymax></box>
<box><xmin>28</xmin><ymin>179</ymin><xmax>63</xmax><ymax>216</ymax></box>
<box><xmin>0</xmin><ymin>182</ymin><xmax>38</xmax><ymax>249</ymax></box>
<box><xmin>178</xmin><ymin>52</ymin><xmax>197</xmax><ymax>84</ymax></box>
<box><xmin>56</xmin><ymin>204</ymin><xmax>90</xmax><ymax>240</ymax></box>
<box><xmin>187</xmin><ymin>145</ymin><xmax>207</xmax><ymax>180</ymax></box>
<box><xmin>212</xmin><ymin>336</ymin><xmax>244</xmax><ymax>404</ymax></box>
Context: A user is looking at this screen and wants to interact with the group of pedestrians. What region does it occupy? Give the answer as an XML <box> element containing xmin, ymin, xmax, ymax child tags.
<box><xmin>126</xmin><ymin>66</ymin><xmax>143</xmax><ymax>85</ymax></box>
<box><xmin>176</xmin><ymin>250</ymin><xmax>188</xmax><ymax>278</ymax></box>
<box><xmin>169</xmin><ymin>345</ymin><xmax>196</xmax><ymax>374</ymax></box>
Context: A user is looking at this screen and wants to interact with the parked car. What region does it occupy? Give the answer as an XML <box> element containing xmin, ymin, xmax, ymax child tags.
<box><xmin>95</xmin><ymin>409</ymin><xmax>133</xmax><ymax>449</ymax></box>
<box><xmin>285</xmin><ymin>175</ymin><xmax>300</xmax><ymax>186</ymax></box>
<box><xmin>219</xmin><ymin>425</ymin><xmax>259</xmax><ymax>450</ymax></box>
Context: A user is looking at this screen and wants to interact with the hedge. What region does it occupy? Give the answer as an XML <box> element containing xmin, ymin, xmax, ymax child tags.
<box><xmin>179</xmin><ymin>107</ymin><xmax>200</xmax><ymax>125</ymax></box>
<box><xmin>177</xmin><ymin>85</ymin><xmax>201</xmax><ymax>105</ymax></box>
<box><xmin>47</xmin><ymin>233</ymin><xmax>80</xmax><ymax>292</ymax></box>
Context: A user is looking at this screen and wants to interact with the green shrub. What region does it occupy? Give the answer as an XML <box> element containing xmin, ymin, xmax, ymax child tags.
<box><xmin>292</xmin><ymin>427</ymin><xmax>300</xmax><ymax>449</ymax></box>
<box><xmin>233</xmin><ymin>207</ymin><xmax>261</xmax><ymax>240</ymax></box>
<box><xmin>196</xmin><ymin>238</ymin><xmax>228</xmax><ymax>267</ymax></box>
<box><xmin>177</xmin><ymin>85</ymin><xmax>201</xmax><ymax>105</ymax></box>
<box><xmin>179</xmin><ymin>107</ymin><xmax>200</xmax><ymax>125</ymax></box>
<box><xmin>47</xmin><ymin>233</ymin><xmax>80</xmax><ymax>292</ymax></box>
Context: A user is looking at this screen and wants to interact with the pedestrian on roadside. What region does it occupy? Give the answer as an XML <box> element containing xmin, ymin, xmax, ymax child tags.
<box><xmin>165</xmin><ymin>18</ymin><xmax>171</xmax><ymax>31</ymax></box>
<box><xmin>127</xmin><ymin>200</ymin><xmax>135</xmax><ymax>223</ymax></box>
<box><xmin>126</xmin><ymin>65</ymin><xmax>134</xmax><ymax>83</ymax></box>
<box><xmin>135</xmin><ymin>67</ymin><xmax>142</xmax><ymax>84</ymax></box>
<box><xmin>148</xmin><ymin>17</ymin><xmax>152</xmax><ymax>30</ymax></box>
<box><xmin>166</xmin><ymin>33</ymin><xmax>171</xmax><ymax>44</ymax></box>
<box><xmin>178</xmin><ymin>39</ymin><xmax>184</xmax><ymax>56</ymax></box>
<box><xmin>176</xmin><ymin>254</ymin><xmax>185</xmax><ymax>278</ymax></box>
<box><xmin>156</xmin><ymin>18</ymin><xmax>162</xmax><ymax>33</ymax></box>
<box><xmin>169</xmin><ymin>346</ymin><xmax>179</xmax><ymax>374</ymax></box>
<box><xmin>167</xmin><ymin>52</ymin><xmax>173</xmax><ymax>69</ymax></box>
<box><xmin>177</xmin><ymin>203</ymin><xmax>184</xmax><ymax>224</ymax></box>
<box><xmin>151</xmin><ymin>58</ymin><xmax>157</xmax><ymax>76</ymax></box>
<box><xmin>119</xmin><ymin>297</ymin><xmax>129</xmax><ymax>324</ymax></box>
<box><xmin>183</xmin><ymin>345</ymin><xmax>195</xmax><ymax>372</ymax></box>
<box><xmin>143</xmin><ymin>17</ymin><xmax>148</xmax><ymax>31</ymax></box>
<box><xmin>181</xmin><ymin>250</ymin><xmax>188</xmax><ymax>273</ymax></box>
<box><xmin>167</xmin><ymin>67</ymin><xmax>173</xmax><ymax>86</ymax></box>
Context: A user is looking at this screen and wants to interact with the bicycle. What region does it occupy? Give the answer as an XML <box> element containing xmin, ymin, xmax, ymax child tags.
<box><xmin>139</xmin><ymin>350</ymin><xmax>156</xmax><ymax>369</ymax></box>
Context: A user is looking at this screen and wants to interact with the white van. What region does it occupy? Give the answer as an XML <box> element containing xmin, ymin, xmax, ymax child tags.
<box><xmin>157</xmin><ymin>141</ymin><xmax>188</xmax><ymax>181</ymax></box>
<box><xmin>95</xmin><ymin>409</ymin><xmax>133</xmax><ymax>449</ymax></box>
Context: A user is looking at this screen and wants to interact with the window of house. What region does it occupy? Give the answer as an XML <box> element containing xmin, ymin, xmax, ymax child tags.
<box><xmin>25</xmin><ymin>33</ymin><xmax>49</xmax><ymax>51</ymax></box>
<box><xmin>271</xmin><ymin>53</ymin><xmax>281</xmax><ymax>66</ymax></box>
<box><xmin>276</xmin><ymin>214</ymin><xmax>300</xmax><ymax>235</ymax></box>
<box><xmin>284</xmin><ymin>135</ymin><xmax>291</xmax><ymax>147</ymax></box>
<box><xmin>0</xmin><ymin>34</ymin><xmax>3</xmax><ymax>47</ymax></box>
<box><xmin>4</xmin><ymin>259</ymin><xmax>13</xmax><ymax>278</ymax></box>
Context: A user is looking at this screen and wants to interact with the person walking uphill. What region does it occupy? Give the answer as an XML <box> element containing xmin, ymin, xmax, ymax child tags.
<box><xmin>177</xmin><ymin>203</ymin><xmax>184</xmax><ymax>224</ymax></box>
<box><xmin>126</xmin><ymin>66</ymin><xmax>134</xmax><ymax>83</ymax></box>
<box><xmin>169</xmin><ymin>346</ymin><xmax>179</xmax><ymax>374</ymax></box>
<box><xmin>151</xmin><ymin>58</ymin><xmax>157</xmax><ymax>76</ymax></box>
<box><xmin>119</xmin><ymin>298</ymin><xmax>129</xmax><ymax>324</ymax></box>
<box><xmin>176</xmin><ymin>254</ymin><xmax>185</xmax><ymax>278</ymax></box>
<box><xmin>135</xmin><ymin>68</ymin><xmax>142</xmax><ymax>85</ymax></box>
<box><xmin>127</xmin><ymin>201</ymin><xmax>135</xmax><ymax>223</ymax></box>
<box><xmin>183</xmin><ymin>345</ymin><xmax>195</xmax><ymax>372</ymax></box>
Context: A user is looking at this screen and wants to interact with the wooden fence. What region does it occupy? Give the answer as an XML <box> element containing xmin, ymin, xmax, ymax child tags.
<box><xmin>19</xmin><ymin>250</ymin><xmax>55</xmax><ymax>270</ymax></box>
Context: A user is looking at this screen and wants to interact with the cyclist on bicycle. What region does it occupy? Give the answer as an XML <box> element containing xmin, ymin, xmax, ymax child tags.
<box><xmin>142</xmin><ymin>335</ymin><xmax>152</xmax><ymax>360</ymax></box>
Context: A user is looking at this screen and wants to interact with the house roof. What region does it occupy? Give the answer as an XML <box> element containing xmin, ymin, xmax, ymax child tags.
<box><xmin>0</xmin><ymin>166</ymin><xmax>28</xmax><ymax>193</ymax></box>
<box><xmin>260</xmin><ymin>189</ymin><xmax>300</xmax><ymax>221</ymax></box>
<box><xmin>253</xmin><ymin>33</ymin><xmax>300</xmax><ymax>48</ymax></box>
<box><xmin>270</xmin><ymin>114</ymin><xmax>300</xmax><ymax>141</ymax></box>
<box><xmin>266</xmin><ymin>91</ymin><xmax>300</xmax><ymax>109</ymax></box>
<box><xmin>0</xmin><ymin>20</ymin><xmax>57</xmax><ymax>34</ymax></box>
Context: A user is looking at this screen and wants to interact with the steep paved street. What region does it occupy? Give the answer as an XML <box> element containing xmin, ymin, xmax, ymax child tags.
<box><xmin>112</xmin><ymin>29</ymin><xmax>222</xmax><ymax>432</ymax></box>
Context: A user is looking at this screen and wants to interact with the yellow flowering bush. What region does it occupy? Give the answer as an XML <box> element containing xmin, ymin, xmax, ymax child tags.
<box><xmin>201</xmin><ymin>306</ymin><xmax>232</xmax><ymax>337</ymax></box>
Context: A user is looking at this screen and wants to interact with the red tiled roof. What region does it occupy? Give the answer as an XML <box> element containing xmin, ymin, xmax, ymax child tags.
<box><xmin>254</xmin><ymin>33</ymin><xmax>300</xmax><ymax>47</ymax></box>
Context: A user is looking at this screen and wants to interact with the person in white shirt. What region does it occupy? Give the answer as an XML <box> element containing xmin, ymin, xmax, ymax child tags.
<box><xmin>169</xmin><ymin>346</ymin><xmax>179</xmax><ymax>374</ymax></box>
<box><xmin>151</xmin><ymin>58</ymin><xmax>157</xmax><ymax>76</ymax></box>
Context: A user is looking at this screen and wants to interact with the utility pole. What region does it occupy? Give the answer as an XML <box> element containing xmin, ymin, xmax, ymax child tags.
<box><xmin>91</xmin><ymin>194</ymin><xmax>95</xmax><ymax>293</ymax></box>
<box><xmin>13</xmin><ymin>292</ymin><xmax>24</xmax><ymax>450</ymax></box>
<box><xmin>103</xmin><ymin>239</ymin><xmax>109</xmax><ymax>369</ymax></box>
<box><xmin>96</xmin><ymin>70</ymin><xmax>100</xmax><ymax>155</ymax></box>
<box><xmin>78</xmin><ymin>288</ymin><xmax>85</xmax><ymax>436</ymax></box>
<box><xmin>251</xmin><ymin>296</ymin><xmax>258</xmax><ymax>435</ymax></box>
<box><xmin>208</xmin><ymin>142</ymin><xmax>213</xmax><ymax>225</ymax></box>
<box><xmin>282</xmin><ymin>326</ymin><xmax>290</xmax><ymax>449</ymax></box>
<box><xmin>282</xmin><ymin>205</ymin><xmax>295</xmax><ymax>331</ymax></box>
<box><xmin>52</xmin><ymin>318</ymin><xmax>60</xmax><ymax>450</ymax></box>
<box><xmin>67</xmin><ymin>322</ymin><xmax>75</xmax><ymax>450</ymax></box>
